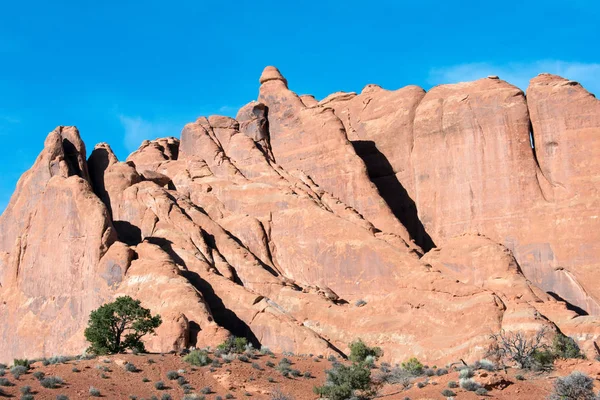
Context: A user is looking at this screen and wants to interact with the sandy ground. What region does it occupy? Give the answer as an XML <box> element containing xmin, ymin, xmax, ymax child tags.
<box><xmin>1</xmin><ymin>353</ymin><xmax>599</xmax><ymax>399</ymax></box>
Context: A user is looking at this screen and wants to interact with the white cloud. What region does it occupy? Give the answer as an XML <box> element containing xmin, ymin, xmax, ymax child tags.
<box><xmin>119</xmin><ymin>115</ymin><xmax>184</xmax><ymax>152</ymax></box>
<box><xmin>428</xmin><ymin>60</ymin><xmax>600</xmax><ymax>94</ymax></box>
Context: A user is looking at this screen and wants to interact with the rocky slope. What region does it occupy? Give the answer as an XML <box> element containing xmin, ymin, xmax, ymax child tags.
<box><xmin>1</xmin><ymin>67</ymin><xmax>599</xmax><ymax>365</ymax></box>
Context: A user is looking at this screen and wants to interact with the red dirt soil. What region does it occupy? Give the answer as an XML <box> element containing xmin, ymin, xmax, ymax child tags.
<box><xmin>1</xmin><ymin>354</ymin><xmax>599</xmax><ymax>399</ymax></box>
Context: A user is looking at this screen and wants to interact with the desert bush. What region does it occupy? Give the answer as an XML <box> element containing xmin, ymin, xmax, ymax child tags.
<box><xmin>290</xmin><ymin>369</ymin><xmax>301</xmax><ymax>377</ymax></box>
<box><xmin>11</xmin><ymin>365</ymin><xmax>28</xmax><ymax>378</ymax></box>
<box><xmin>20</xmin><ymin>385</ymin><xmax>32</xmax><ymax>394</ymax></box>
<box><xmin>266</xmin><ymin>361</ymin><xmax>275</xmax><ymax>368</ymax></box>
<box><xmin>41</xmin><ymin>376</ymin><xmax>64</xmax><ymax>389</ymax></box>
<box><xmin>548</xmin><ymin>371</ymin><xmax>596</xmax><ymax>400</ymax></box>
<box><xmin>488</xmin><ymin>327</ymin><xmax>551</xmax><ymax>369</ymax></box>
<box><xmin>84</xmin><ymin>296</ymin><xmax>162</xmax><ymax>355</ymax></box>
<box><xmin>260</xmin><ymin>346</ymin><xmax>273</xmax><ymax>356</ymax></box>
<box><xmin>252</xmin><ymin>362</ymin><xmax>261</xmax><ymax>370</ymax></box>
<box><xmin>125</xmin><ymin>362</ymin><xmax>137</xmax><ymax>372</ymax></box>
<box><xmin>448</xmin><ymin>380</ymin><xmax>458</xmax><ymax>388</ymax></box>
<box><xmin>21</xmin><ymin>395</ymin><xmax>35</xmax><ymax>400</ymax></box>
<box><xmin>0</xmin><ymin>369</ymin><xmax>3</xmax><ymax>377</ymax></box>
<box><xmin>417</xmin><ymin>381</ymin><xmax>426</xmax><ymax>388</ymax></box>
<box><xmin>72</xmin><ymin>367</ymin><xmax>80</xmax><ymax>373</ymax></box>
<box><xmin>238</xmin><ymin>355</ymin><xmax>249</xmax><ymax>363</ymax></box>
<box><xmin>270</xmin><ymin>389</ymin><xmax>293</xmax><ymax>400</ymax></box>
<box><xmin>401</xmin><ymin>357</ymin><xmax>424</xmax><ymax>376</ymax></box>
<box><xmin>475</xmin><ymin>387</ymin><xmax>488</xmax><ymax>395</ymax></box>
<box><xmin>161</xmin><ymin>394</ymin><xmax>172</xmax><ymax>400</ymax></box>
<box><xmin>0</xmin><ymin>378</ymin><xmax>12</xmax><ymax>386</ymax></box>
<box><xmin>217</xmin><ymin>336</ymin><xmax>248</xmax><ymax>354</ymax></box>
<box><xmin>166</xmin><ymin>370</ymin><xmax>179</xmax><ymax>380</ymax></box>
<box><xmin>327</xmin><ymin>355</ymin><xmax>336</xmax><ymax>362</ymax></box>
<box><xmin>142</xmin><ymin>377</ymin><xmax>150</xmax><ymax>382</ymax></box>
<box><xmin>225</xmin><ymin>394</ymin><xmax>234</xmax><ymax>399</ymax></box>
<box><xmin>303</xmin><ymin>371</ymin><xmax>312</xmax><ymax>378</ymax></box>
<box><xmin>436</xmin><ymin>368</ymin><xmax>448</xmax><ymax>376</ymax></box>
<box><xmin>459</xmin><ymin>378</ymin><xmax>480</xmax><ymax>391</ymax></box>
<box><xmin>473</xmin><ymin>359</ymin><xmax>496</xmax><ymax>371</ymax></box>
<box><xmin>46</xmin><ymin>356</ymin><xmax>72</xmax><ymax>365</ymax></box>
<box><xmin>552</xmin><ymin>334</ymin><xmax>584</xmax><ymax>360</ymax></box>
<box><xmin>56</xmin><ymin>396</ymin><xmax>69</xmax><ymax>400</ymax></box>
<box><xmin>155</xmin><ymin>381</ymin><xmax>166</xmax><ymax>390</ymax></box>
<box><xmin>13</xmin><ymin>359</ymin><xmax>30</xmax><ymax>369</ymax></box>
<box><xmin>184</xmin><ymin>350</ymin><xmax>211</xmax><ymax>367</ymax></box>
<box><xmin>313</xmin><ymin>362</ymin><xmax>372</xmax><ymax>400</ymax></box>
<box><xmin>515</xmin><ymin>374</ymin><xmax>525</xmax><ymax>381</ymax></box>
<box><xmin>177</xmin><ymin>376</ymin><xmax>187</xmax><ymax>386</ymax></box>
<box><xmin>458</xmin><ymin>367</ymin><xmax>474</xmax><ymax>379</ymax></box>
<box><xmin>33</xmin><ymin>371</ymin><xmax>45</xmax><ymax>380</ymax></box>
<box><xmin>355</xmin><ymin>299</ymin><xmax>367</xmax><ymax>307</ymax></box>
<box><xmin>200</xmin><ymin>386</ymin><xmax>212</xmax><ymax>394</ymax></box>
<box><xmin>349</xmin><ymin>339</ymin><xmax>382</xmax><ymax>363</ymax></box>
<box><xmin>424</xmin><ymin>368</ymin><xmax>435</xmax><ymax>376</ymax></box>
<box><xmin>441</xmin><ymin>389</ymin><xmax>456</xmax><ymax>397</ymax></box>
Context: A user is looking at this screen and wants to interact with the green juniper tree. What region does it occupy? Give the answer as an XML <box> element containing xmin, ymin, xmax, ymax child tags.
<box><xmin>84</xmin><ymin>296</ymin><xmax>162</xmax><ymax>355</ymax></box>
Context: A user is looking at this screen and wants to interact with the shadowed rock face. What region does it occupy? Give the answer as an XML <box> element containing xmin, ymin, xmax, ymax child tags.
<box><xmin>1</xmin><ymin>67</ymin><xmax>600</xmax><ymax>364</ymax></box>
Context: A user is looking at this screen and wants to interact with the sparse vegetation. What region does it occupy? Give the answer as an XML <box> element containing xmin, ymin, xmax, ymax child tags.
<box><xmin>270</xmin><ymin>389</ymin><xmax>293</xmax><ymax>400</ymax></box>
<box><xmin>436</xmin><ymin>368</ymin><xmax>448</xmax><ymax>376</ymax></box>
<box><xmin>84</xmin><ymin>296</ymin><xmax>162</xmax><ymax>355</ymax></box>
<box><xmin>488</xmin><ymin>327</ymin><xmax>550</xmax><ymax>369</ymax></box>
<box><xmin>459</xmin><ymin>378</ymin><xmax>481</xmax><ymax>391</ymax></box>
<box><xmin>458</xmin><ymin>367</ymin><xmax>474</xmax><ymax>379</ymax></box>
<box><xmin>89</xmin><ymin>386</ymin><xmax>101</xmax><ymax>397</ymax></box>
<box><xmin>401</xmin><ymin>357</ymin><xmax>424</xmax><ymax>376</ymax></box>
<box><xmin>21</xmin><ymin>395</ymin><xmax>35</xmax><ymax>400</ymax></box>
<box><xmin>11</xmin><ymin>365</ymin><xmax>28</xmax><ymax>379</ymax></box>
<box><xmin>217</xmin><ymin>336</ymin><xmax>248</xmax><ymax>354</ymax></box>
<box><xmin>252</xmin><ymin>362</ymin><xmax>261</xmax><ymax>370</ymax></box>
<box><xmin>125</xmin><ymin>362</ymin><xmax>137</xmax><ymax>372</ymax></box>
<box><xmin>166</xmin><ymin>370</ymin><xmax>179</xmax><ymax>380</ymax></box>
<box><xmin>516</xmin><ymin>374</ymin><xmax>525</xmax><ymax>381</ymax></box>
<box><xmin>548</xmin><ymin>371</ymin><xmax>596</xmax><ymax>400</ymax></box>
<box><xmin>313</xmin><ymin>361</ymin><xmax>373</xmax><ymax>400</ymax></box>
<box><xmin>57</xmin><ymin>395</ymin><xmax>69</xmax><ymax>400</ymax></box>
<box><xmin>0</xmin><ymin>378</ymin><xmax>13</xmax><ymax>386</ymax></box>
<box><xmin>184</xmin><ymin>350</ymin><xmax>212</xmax><ymax>367</ymax></box>
<box><xmin>33</xmin><ymin>371</ymin><xmax>45</xmax><ymax>380</ymax></box>
<box><xmin>348</xmin><ymin>339</ymin><xmax>382</xmax><ymax>363</ymax></box>
<box><xmin>552</xmin><ymin>333</ymin><xmax>585</xmax><ymax>360</ymax></box>
<box><xmin>161</xmin><ymin>394</ymin><xmax>172</xmax><ymax>400</ymax></box>
<box><xmin>355</xmin><ymin>299</ymin><xmax>367</xmax><ymax>307</ymax></box>
<box><xmin>13</xmin><ymin>359</ymin><xmax>30</xmax><ymax>369</ymax></box>
<box><xmin>441</xmin><ymin>389</ymin><xmax>456</xmax><ymax>397</ymax></box>
<box><xmin>448</xmin><ymin>380</ymin><xmax>458</xmax><ymax>388</ymax></box>
<box><xmin>155</xmin><ymin>380</ymin><xmax>166</xmax><ymax>390</ymax></box>
<box><xmin>475</xmin><ymin>387</ymin><xmax>488</xmax><ymax>395</ymax></box>
<box><xmin>20</xmin><ymin>385</ymin><xmax>32</xmax><ymax>394</ymax></box>
<box><xmin>200</xmin><ymin>386</ymin><xmax>212</xmax><ymax>394</ymax></box>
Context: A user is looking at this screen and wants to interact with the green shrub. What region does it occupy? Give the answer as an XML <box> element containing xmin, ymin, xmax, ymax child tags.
<box><xmin>0</xmin><ymin>378</ymin><xmax>12</xmax><ymax>387</ymax></box>
<box><xmin>552</xmin><ymin>334</ymin><xmax>584</xmax><ymax>360</ymax></box>
<box><xmin>166</xmin><ymin>371</ymin><xmax>179</xmax><ymax>380</ymax></box>
<box><xmin>548</xmin><ymin>371</ymin><xmax>596</xmax><ymax>400</ymax></box>
<box><xmin>89</xmin><ymin>387</ymin><xmax>101</xmax><ymax>397</ymax></box>
<box><xmin>401</xmin><ymin>357</ymin><xmax>424</xmax><ymax>376</ymax></box>
<box><xmin>516</xmin><ymin>374</ymin><xmax>525</xmax><ymax>381</ymax></box>
<box><xmin>161</xmin><ymin>394</ymin><xmax>172</xmax><ymax>400</ymax></box>
<box><xmin>448</xmin><ymin>380</ymin><xmax>458</xmax><ymax>388</ymax></box>
<box><xmin>20</xmin><ymin>385</ymin><xmax>32</xmax><ymax>394</ymax></box>
<box><xmin>13</xmin><ymin>359</ymin><xmax>30</xmax><ymax>369</ymax></box>
<box><xmin>72</xmin><ymin>367</ymin><xmax>80</xmax><ymax>373</ymax></box>
<box><xmin>200</xmin><ymin>386</ymin><xmax>212</xmax><ymax>394</ymax></box>
<box><xmin>266</xmin><ymin>361</ymin><xmax>275</xmax><ymax>368</ymax></box>
<box><xmin>226</xmin><ymin>394</ymin><xmax>234</xmax><ymax>399</ymax></box>
<box><xmin>33</xmin><ymin>371</ymin><xmax>45</xmax><ymax>380</ymax></box>
<box><xmin>142</xmin><ymin>377</ymin><xmax>150</xmax><ymax>382</ymax></box>
<box><xmin>531</xmin><ymin>349</ymin><xmax>556</xmax><ymax>371</ymax></box>
<box><xmin>459</xmin><ymin>378</ymin><xmax>480</xmax><ymax>391</ymax></box>
<box><xmin>21</xmin><ymin>395</ymin><xmax>35</xmax><ymax>400</ymax></box>
<box><xmin>11</xmin><ymin>365</ymin><xmax>28</xmax><ymax>378</ymax></box>
<box><xmin>41</xmin><ymin>376</ymin><xmax>64</xmax><ymax>389</ymax></box>
<box><xmin>441</xmin><ymin>389</ymin><xmax>456</xmax><ymax>397</ymax></box>
<box><xmin>238</xmin><ymin>355</ymin><xmax>249</xmax><ymax>363</ymax></box>
<box><xmin>436</xmin><ymin>368</ymin><xmax>448</xmax><ymax>376</ymax></box>
<box><xmin>125</xmin><ymin>362</ymin><xmax>137</xmax><ymax>372</ymax></box>
<box><xmin>217</xmin><ymin>336</ymin><xmax>248</xmax><ymax>354</ymax></box>
<box><xmin>475</xmin><ymin>387</ymin><xmax>488</xmax><ymax>395</ymax></box>
<box><xmin>155</xmin><ymin>381</ymin><xmax>166</xmax><ymax>390</ymax></box>
<box><xmin>313</xmin><ymin>362</ymin><xmax>372</xmax><ymax>400</ymax></box>
<box><xmin>252</xmin><ymin>362</ymin><xmax>261</xmax><ymax>370</ymax></box>
<box><xmin>84</xmin><ymin>296</ymin><xmax>162</xmax><ymax>355</ymax></box>
<box><xmin>349</xmin><ymin>339</ymin><xmax>382</xmax><ymax>363</ymax></box>
<box><xmin>57</xmin><ymin>396</ymin><xmax>69</xmax><ymax>400</ymax></box>
<box><xmin>458</xmin><ymin>367</ymin><xmax>474</xmax><ymax>379</ymax></box>
<box><xmin>270</xmin><ymin>389</ymin><xmax>293</xmax><ymax>400</ymax></box>
<box><xmin>184</xmin><ymin>350</ymin><xmax>211</xmax><ymax>367</ymax></box>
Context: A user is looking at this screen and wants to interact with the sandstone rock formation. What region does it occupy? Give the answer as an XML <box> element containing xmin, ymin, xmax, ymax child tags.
<box><xmin>1</xmin><ymin>67</ymin><xmax>599</xmax><ymax>366</ymax></box>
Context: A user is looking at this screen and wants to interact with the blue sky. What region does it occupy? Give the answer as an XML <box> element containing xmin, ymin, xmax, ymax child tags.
<box><xmin>0</xmin><ymin>0</ymin><xmax>599</xmax><ymax>213</ymax></box>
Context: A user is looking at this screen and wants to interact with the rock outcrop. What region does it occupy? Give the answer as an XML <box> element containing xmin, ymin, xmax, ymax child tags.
<box><xmin>1</xmin><ymin>67</ymin><xmax>600</xmax><ymax>365</ymax></box>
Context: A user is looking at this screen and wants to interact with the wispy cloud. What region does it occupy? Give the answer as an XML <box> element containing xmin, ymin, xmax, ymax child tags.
<box><xmin>428</xmin><ymin>60</ymin><xmax>600</xmax><ymax>94</ymax></box>
<box><xmin>119</xmin><ymin>115</ymin><xmax>185</xmax><ymax>152</ymax></box>
<box><xmin>217</xmin><ymin>105</ymin><xmax>242</xmax><ymax>116</ymax></box>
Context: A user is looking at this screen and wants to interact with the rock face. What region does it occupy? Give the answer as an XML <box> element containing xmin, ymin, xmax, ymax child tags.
<box><xmin>1</xmin><ymin>67</ymin><xmax>600</xmax><ymax>365</ymax></box>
